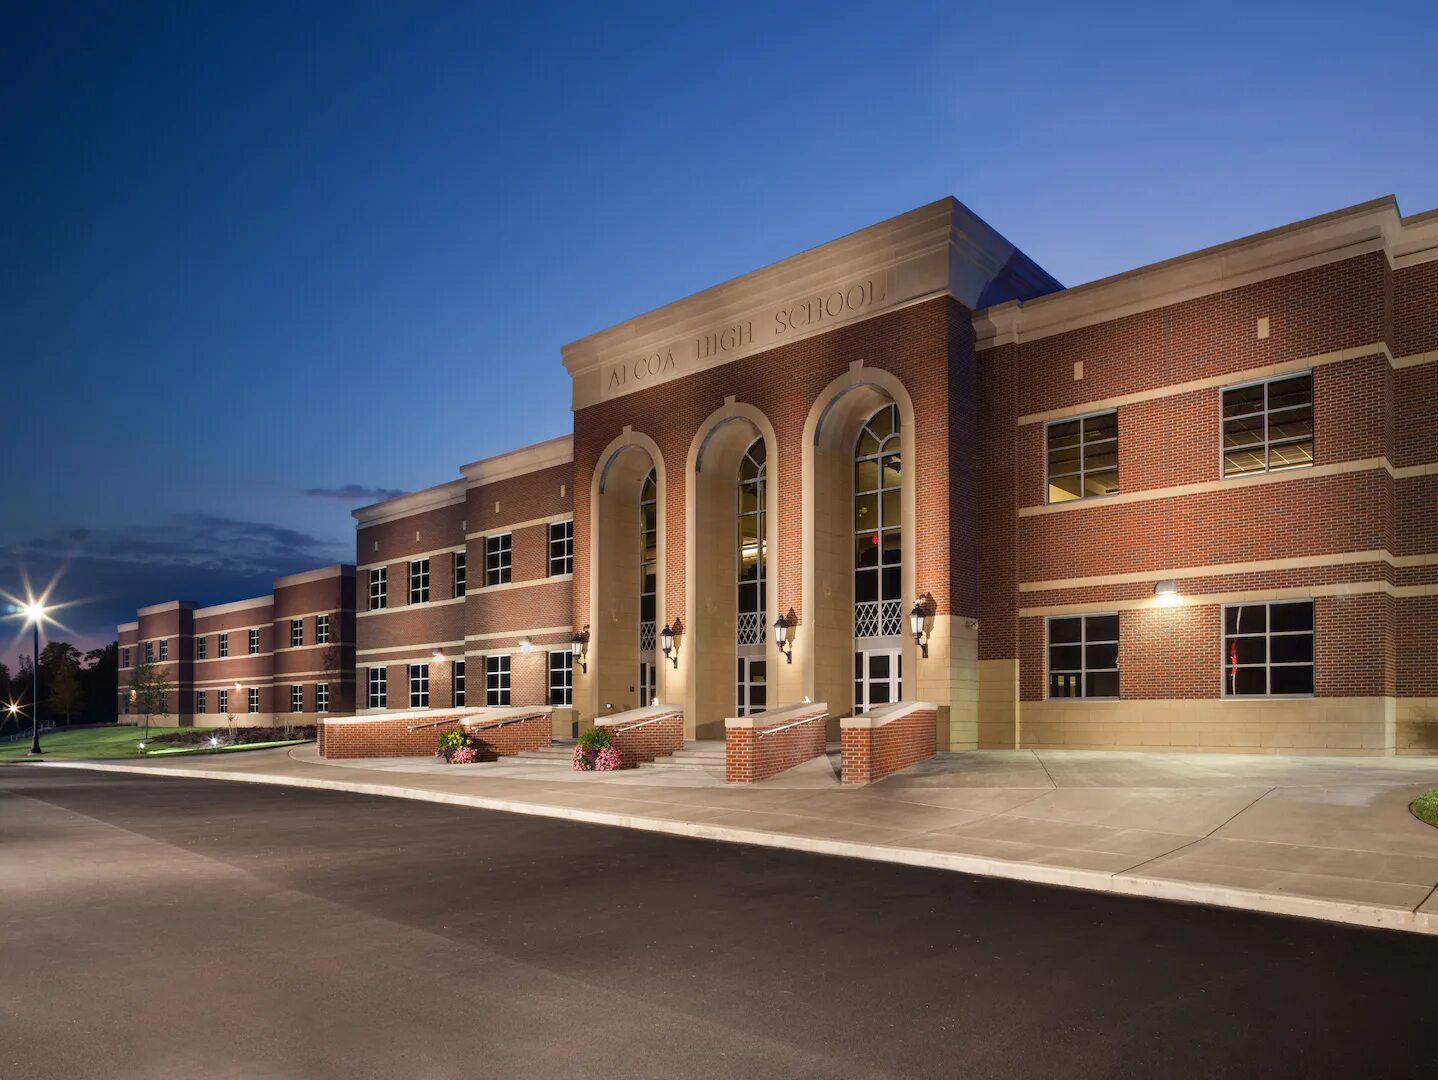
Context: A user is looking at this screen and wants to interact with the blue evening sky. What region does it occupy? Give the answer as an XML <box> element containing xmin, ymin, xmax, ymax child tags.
<box><xmin>3</xmin><ymin>0</ymin><xmax>1436</xmax><ymax>660</ymax></box>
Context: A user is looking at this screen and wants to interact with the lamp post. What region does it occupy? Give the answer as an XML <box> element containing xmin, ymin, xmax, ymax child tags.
<box><xmin>21</xmin><ymin>601</ymin><xmax>48</xmax><ymax>756</ymax></box>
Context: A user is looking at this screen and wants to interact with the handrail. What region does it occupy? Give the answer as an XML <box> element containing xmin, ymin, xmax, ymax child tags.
<box><xmin>405</xmin><ymin>715</ymin><xmax>467</xmax><ymax>733</ymax></box>
<box><xmin>757</xmin><ymin>710</ymin><xmax>828</xmax><ymax>737</ymax></box>
<box><xmin>614</xmin><ymin>709</ymin><xmax>682</xmax><ymax>734</ymax></box>
<box><xmin>462</xmin><ymin>712</ymin><xmax>547</xmax><ymax>732</ymax></box>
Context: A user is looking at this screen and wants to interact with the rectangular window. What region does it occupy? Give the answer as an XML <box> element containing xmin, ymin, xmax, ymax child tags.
<box><xmin>485</xmin><ymin>655</ymin><xmax>511</xmax><ymax>706</ymax></box>
<box><xmin>454</xmin><ymin>551</ymin><xmax>467</xmax><ymax>596</ymax></box>
<box><xmin>1046</xmin><ymin>411</ymin><xmax>1119</xmax><ymax>503</ymax></box>
<box><xmin>367</xmin><ymin>667</ymin><xmax>387</xmax><ymax>709</ymax></box>
<box><xmin>121</xmin><ymin>647</ymin><xmax>130</xmax><ymax>668</ymax></box>
<box><xmin>315</xmin><ymin>614</ymin><xmax>330</xmax><ymax>644</ymax></box>
<box><xmin>1047</xmin><ymin>614</ymin><xmax>1120</xmax><ymax>699</ymax></box>
<box><xmin>144</xmin><ymin>641</ymin><xmax>154</xmax><ymax>663</ymax></box>
<box><xmin>290</xmin><ymin>684</ymin><xmax>303</xmax><ymax>712</ymax></box>
<box><xmin>452</xmin><ymin>660</ymin><xmax>466</xmax><ymax>707</ymax></box>
<box><xmin>249</xmin><ymin>628</ymin><xmax>260</xmax><ymax>655</ymax></box>
<box><xmin>196</xmin><ymin>637</ymin><xmax>207</xmax><ymax>661</ymax></box>
<box><xmin>316</xmin><ymin>683</ymin><xmax>330</xmax><ymax>713</ymax></box>
<box><xmin>1222</xmin><ymin>372</ymin><xmax>1313</xmax><ymax>477</ymax></box>
<box><xmin>549</xmin><ymin>520</ymin><xmax>574</xmax><ymax>576</ymax></box>
<box><xmin>548</xmin><ymin>650</ymin><xmax>573</xmax><ymax>707</ymax></box>
<box><xmin>369</xmin><ymin>567</ymin><xmax>388</xmax><ymax>610</ymax></box>
<box><xmin>248</xmin><ymin>687</ymin><xmax>260</xmax><ymax>714</ymax></box>
<box><xmin>409</xmin><ymin>558</ymin><xmax>430</xmax><ymax>604</ymax></box>
<box><xmin>158</xmin><ymin>639</ymin><xmax>169</xmax><ymax>662</ymax></box>
<box><xmin>409</xmin><ymin>663</ymin><xmax>429</xmax><ymax>708</ymax></box>
<box><xmin>290</xmin><ymin>618</ymin><xmax>303</xmax><ymax>648</ymax></box>
<box><xmin>195</xmin><ymin>690</ymin><xmax>206</xmax><ymax>714</ymax></box>
<box><xmin>217</xmin><ymin>688</ymin><xmax>228</xmax><ymax>714</ymax></box>
<box><xmin>485</xmin><ymin>534</ymin><xmax>512</xmax><ymax>586</ymax></box>
<box><xmin>1224</xmin><ymin>601</ymin><xmax>1315</xmax><ymax>697</ymax></box>
<box><xmin>218</xmin><ymin>633</ymin><xmax>229</xmax><ymax>658</ymax></box>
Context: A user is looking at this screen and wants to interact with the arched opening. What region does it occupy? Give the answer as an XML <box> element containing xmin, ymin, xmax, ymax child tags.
<box><xmin>736</xmin><ymin>438</ymin><xmax>768</xmax><ymax>717</ymax></box>
<box><xmin>851</xmin><ymin>404</ymin><xmax>903</xmax><ymax>711</ymax></box>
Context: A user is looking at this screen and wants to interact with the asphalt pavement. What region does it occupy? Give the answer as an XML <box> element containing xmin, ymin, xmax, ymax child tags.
<box><xmin>2</xmin><ymin>767</ymin><xmax>1435</xmax><ymax>1079</ymax></box>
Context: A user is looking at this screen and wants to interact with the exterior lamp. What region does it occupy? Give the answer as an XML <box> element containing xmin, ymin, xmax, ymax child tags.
<box><xmin>431</xmin><ymin>649</ymin><xmax>446</xmax><ymax>664</ymax></box>
<box><xmin>570</xmin><ymin>628</ymin><xmax>589</xmax><ymax>673</ymax></box>
<box><xmin>773</xmin><ymin>614</ymin><xmax>793</xmax><ymax>664</ymax></box>
<box><xmin>15</xmin><ymin>599</ymin><xmax>51</xmax><ymax>756</ymax></box>
<box><xmin>1154</xmin><ymin>580</ymin><xmax>1181</xmax><ymax>608</ymax></box>
<box><xmin>909</xmin><ymin>601</ymin><xmax>929</xmax><ymax>659</ymax></box>
<box><xmin>659</xmin><ymin>623</ymin><xmax>678</xmax><ymax>668</ymax></box>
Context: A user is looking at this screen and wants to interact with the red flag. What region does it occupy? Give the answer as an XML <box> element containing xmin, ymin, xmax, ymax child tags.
<box><xmin>1229</xmin><ymin>638</ymin><xmax>1238</xmax><ymax>678</ymax></box>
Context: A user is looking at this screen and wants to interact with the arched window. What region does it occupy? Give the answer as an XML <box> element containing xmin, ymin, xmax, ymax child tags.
<box><xmin>638</xmin><ymin>469</ymin><xmax>658</xmax><ymax>706</ymax></box>
<box><xmin>736</xmin><ymin>438</ymin><xmax>766</xmax><ymax>645</ymax></box>
<box><xmin>853</xmin><ymin>404</ymin><xmax>902</xmax><ymax>639</ymax></box>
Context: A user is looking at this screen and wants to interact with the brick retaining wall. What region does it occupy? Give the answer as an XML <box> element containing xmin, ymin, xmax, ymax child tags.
<box><xmin>841</xmin><ymin>705</ymin><xmax>937</xmax><ymax>784</ymax></box>
<box><xmin>599</xmin><ymin>709</ymin><xmax>684</xmax><ymax>767</ymax></box>
<box><xmin>726</xmin><ymin>710</ymin><xmax>829</xmax><ymax>783</ymax></box>
<box><xmin>320</xmin><ymin>709</ymin><xmax>551</xmax><ymax>760</ymax></box>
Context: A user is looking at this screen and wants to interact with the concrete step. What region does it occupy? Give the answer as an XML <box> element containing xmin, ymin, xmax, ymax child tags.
<box><xmin>510</xmin><ymin>741</ymin><xmax>576</xmax><ymax>765</ymax></box>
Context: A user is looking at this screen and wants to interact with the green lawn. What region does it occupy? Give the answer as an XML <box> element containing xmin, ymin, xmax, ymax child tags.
<box><xmin>1412</xmin><ymin>789</ymin><xmax>1438</xmax><ymax>828</ymax></box>
<box><xmin>0</xmin><ymin>726</ymin><xmax>309</xmax><ymax>763</ymax></box>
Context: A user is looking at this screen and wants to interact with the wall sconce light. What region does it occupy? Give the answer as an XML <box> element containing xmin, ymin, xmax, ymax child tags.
<box><xmin>909</xmin><ymin>601</ymin><xmax>930</xmax><ymax>659</ymax></box>
<box><xmin>1154</xmin><ymin>580</ymin><xmax>1181</xmax><ymax>608</ymax></box>
<box><xmin>518</xmin><ymin>637</ymin><xmax>533</xmax><ymax>654</ymax></box>
<box><xmin>660</xmin><ymin>623</ymin><xmax>678</xmax><ymax>668</ymax></box>
<box><xmin>772</xmin><ymin>614</ymin><xmax>794</xmax><ymax>664</ymax></box>
<box><xmin>431</xmin><ymin>649</ymin><xmax>446</xmax><ymax>664</ymax></box>
<box><xmin>571</xmin><ymin>627</ymin><xmax>589</xmax><ymax>673</ymax></box>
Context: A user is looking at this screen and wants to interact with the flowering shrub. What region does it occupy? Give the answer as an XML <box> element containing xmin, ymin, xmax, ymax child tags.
<box><xmin>450</xmin><ymin>745</ymin><xmax>479</xmax><ymax>765</ymax></box>
<box><xmin>437</xmin><ymin>728</ymin><xmax>477</xmax><ymax>763</ymax></box>
<box><xmin>571</xmin><ymin>744</ymin><xmax>593</xmax><ymax>770</ymax></box>
<box><xmin>593</xmin><ymin>746</ymin><xmax>621</xmax><ymax>771</ymax></box>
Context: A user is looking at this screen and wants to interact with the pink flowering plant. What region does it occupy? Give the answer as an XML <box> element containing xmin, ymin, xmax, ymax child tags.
<box><xmin>437</xmin><ymin>728</ymin><xmax>479</xmax><ymax>764</ymax></box>
<box><xmin>593</xmin><ymin>746</ymin><xmax>621</xmax><ymax>771</ymax></box>
<box><xmin>572</xmin><ymin>727</ymin><xmax>620</xmax><ymax>771</ymax></box>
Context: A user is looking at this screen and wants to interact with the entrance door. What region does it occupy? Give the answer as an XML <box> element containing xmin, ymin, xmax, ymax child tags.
<box><xmin>854</xmin><ymin>649</ymin><xmax>902</xmax><ymax>713</ymax></box>
<box><xmin>736</xmin><ymin>656</ymin><xmax>767</xmax><ymax>716</ymax></box>
<box><xmin>638</xmin><ymin>659</ymin><xmax>657</xmax><ymax>707</ymax></box>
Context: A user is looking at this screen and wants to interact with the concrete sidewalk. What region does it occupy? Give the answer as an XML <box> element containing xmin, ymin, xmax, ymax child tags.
<box><xmin>29</xmin><ymin>745</ymin><xmax>1438</xmax><ymax>935</ymax></box>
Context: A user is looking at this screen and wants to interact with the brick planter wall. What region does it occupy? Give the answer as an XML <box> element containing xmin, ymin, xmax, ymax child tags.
<box><xmin>841</xmin><ymin>706</ymin><xmax>937</xmax><ymax>784</ymax></box>
<box><xmin>599</xmin><ymin>709</ymin><xmax>684</xmax><ymax>767</ymax></box>
<box><xmin>725</xmin><ymin>710</ymin><xmax>829</xmax><ymax>783</ymax></box>
<box><xmin>319</xmin><ymin>709</ymin><xmax>551</xmax><ymax>760</ymax></box>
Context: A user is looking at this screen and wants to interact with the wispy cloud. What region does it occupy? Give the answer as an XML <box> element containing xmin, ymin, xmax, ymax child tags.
<box><xmin>302</xmin><ymin>484</ymin><xmax>407</xmax><ymax>503</ymax></box>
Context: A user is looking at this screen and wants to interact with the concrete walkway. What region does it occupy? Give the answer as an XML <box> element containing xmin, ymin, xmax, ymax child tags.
<box><xmin>30</xmin><ymin>745</ymin><xmax>1438</xmax><ymax>935</ymax></box>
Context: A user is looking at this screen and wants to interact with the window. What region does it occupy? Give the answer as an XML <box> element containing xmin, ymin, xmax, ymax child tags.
<box><xmin>485</xmin><ymin>534</ymin><xmax>512</xmax><ymax>586</ymax></box>
<box><xmin>1224</xmin><ymin>601</ymin><xmax>1314</xmax><ymax>696</ymax></box>
<box><xmin>315</xmin><ymin>614</ymin><xmax>330</xmax><ymax>644</ymax></box>
<box><xmin>409</xmin><ymin>663</ymin><xmax>429</xmax><ymax>708</ymax></box>
<box><xmin>218</xmin><ymin>633</ymin><xmax>229</xmax><ymax>658</ymax></box>
<box><xmin>485</xmin><ymin>655</ymin><xmax>511</xmax><ymax>706</ymax></box>
<box><xmin>247</xmin><ymin>687</ymin><xmax>260</xmax><ymax>714</ymax></box>
<box><xmin>854</xmin><ymin>404</ymin><xmax>903</xmax><ymax>638</ymax></box>
<box><xmin>549</xmin><ymin>520</ymin><xmax>574</xmax><ymax>576</ymax></box>
<box><xmin>452</xmin><ymin>661</ymin><xmax>466</xmax><ymax>707</ymax></box>
<box><xmin>121</xmin><ymin>646</ymin><xmax>130</xmax><ymax>668</ymax></box>
<box><xmin>316</xmin><ymin>683</ymin><xmax>330</xmax><ymax>713</ymax></box>
<box><xmin>369</xmin><ymin>567</ymin><xmax>388</xmax><ymax>610</ymax></box>
<box><xmin>217</xmin><ymin>688</ymin><xmax>228</xmax><ymax>714</ymax></box>
<box><xmin>290</xmin><ymin>684</ymin><xmax>304</xmax><ymax>712</ymax></box>
<box><xmin>1047</xmin><ymin>614</ymin><xmax>1120</xmax><ymax>699</ymax></box>
<box><xmin>367</xmin><ymin>667</ymin><xmax>387</xmax><ymax>709</ymax></box>
<box><xmin>290</xmin><ymin>619</ymin><xmax>303</xmax><ymax>648</ymax></box>
<box><xmin>640</xmin><ymin>470</ymin><xmax>657</xmax><ymax>648</ymax></box>
<box><xmin>144</xmin><ymin>641</ymin><xmax>154</xmax><ymax>663</ymax></box>
<box><xmin>737</xmin><ymin>438</ymin><xmax>767</xmax><ymax>645</ymax></box>
<box><xmin>409</xmin><ymin>558</ymin><xmax>430</xmax><ymax>604</ymax></box>
<box><xmin>196</xmin><ymin>637</ymin><xmax>207</xmax><ymax>661</ymax></box>
<box><xmin>1046</xmin><ymin>411</ymin><xmax>1119</xmax><ymax>502</ymax></box>
<box><xmin>549</xmin><ymin>650</ymin><xmax>573</xmax><ymax>706</ymax></box>
<box><xmin>248</xmin><ymin>628</ymin><xmax>260</xmax><ymax>654</ymax></box>
<box><xmin>158</xmin><ymin>639</ymin><xmax>168</xmax><ymax>662</ymax></box>
<box><xmin>195</xmin><ymin>690</ymin><xmax>206</xmax><ymax>714</ymax></box>
<box><xmin>454</xmin><ymin>551</ymin><xmax>467</xmax><ymax>596</ymax></box>
<box><xmin>1222</xmin><ymin>372</ymin><xmax>1313</xmax><ymax>477</ymax></box>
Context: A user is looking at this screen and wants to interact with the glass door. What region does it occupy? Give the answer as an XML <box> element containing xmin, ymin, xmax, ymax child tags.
<box><xmin>854</xmin><ymin>649</ymin><xmax>901</xmax><ymax>713</ymax></box>
<box><xmin>736</xmin><ymin>656</ymin><xmax>767</xmax><ymax>717</ymax></box>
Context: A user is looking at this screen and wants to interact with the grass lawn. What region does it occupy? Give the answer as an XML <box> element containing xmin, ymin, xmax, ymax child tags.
<box><xmin>0</xmin><ymin>726</ymin><xmax>310</xmax><ymax>763</ymax></box>
<box><xmin>1412</xmin><ymin>789</ymin><xmax>1438</xmax><ymax>828</ymax></box>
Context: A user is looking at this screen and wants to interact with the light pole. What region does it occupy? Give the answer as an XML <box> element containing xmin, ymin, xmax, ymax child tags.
<box><xmin>21</xmin><ymin>601</ymin><xmax>48</xmax><ymax>757</ymax></box>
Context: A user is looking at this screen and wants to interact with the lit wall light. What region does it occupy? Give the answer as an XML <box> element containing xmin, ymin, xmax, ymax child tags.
<box><xmin>1154</xmin><ymin>580</ymin><xmax>1181</xmax><ymax>607</ymax></box>
<box><xmin>773</xmin><ymin>614</ymin><xmax>793</xmax><ymax>664</ymax></box>
<box><xmin>659</xmin><ymin>623</ymin><xmax>678</xmax><ymax>668</ymax></box>
<box><xmin>571</xmin><ymin>627</ymin><xmax>589</xmax><ymax>673</ymax></box>
<box><xmin>909</xmin><ymin>601</ymin><xmax>930</xmax><ymax>658</ymax></box>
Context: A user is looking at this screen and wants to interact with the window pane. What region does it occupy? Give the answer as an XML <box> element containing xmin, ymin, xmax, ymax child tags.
<box><xmin>1084</xmin><ymin>643</ymin><xmax>1118</xmax><ymax>670</ymax></box>
<box><xmin>1048</xmin><ymin>419</ymin><xmax>1080</xmax><ymax>448</ymax></box>
<box><xmin>854</xmin><ymin>459</ymin><xmax>879</xmax><ymax>493</ymax></box>
<box><xmin>1229</xmin><ymin>636</ymin><xmax>1267</xmax><ymax>665</ymax></box>
<box><xmin>1086</xmin><ymin>614</ymin><xmax>1119</xmax><ymax>642</ymax></box>
<box><xmin>854</xmin><ymin>569</ymin><xmax>878</xmax><ymax>603</ymax></box>
<box><xmin>868</xmin><ymin>654</ymin><xmax>890</xmax><ymax>680</ymax></box>
<box><xmin>1086</xmin><ymin>670</ymin><xmax>1120</xmax><ymax>698</ymax></box>
<box><xmin>1268</xmin><ymin>439</ymin><xmax>1313</xmax><ymax>471</ymax></box>
<box><xmin>1222</xmin><ymin>414</ymin><xmax>1266</xmax><ymax>448</ymax></box>
<box><xmin>1048</xmin><ymin>617</ymin><xmax>1082</xmax><ymax>645</ymax></box>
<box><xmin>1048</xmin><ymin>473</ymin><xmax>1082</xmax><ymax>502</ymax></box>
<box><xmin>1084</xmin><ymin>469</ymin><xmax>1119</xmax><ymax>497</ymax></box>
<box><xmin>1269</xmin><ymin>602</ymin><xmax>1314</xmax><ymax>633</ymax></box>
<box><xmin>1270</xmin><ymin>634</ymin><xmax>1314</xmax><ymax>665</ymax></box>
<box><xmin>880</xmin><ymin>566</ymin><xmax>901</xmax><ymax>600</ymax></box>
<box><xmin>866</xmin><ymin>406</ymin><xmax>895</xmax><ymax>440</ymax></box>
<box><xmin>1049</xmin><ymin>672</ymin><xmax>1082</xmax><ymax>699</ymax></box>
<box><xmin>1267</xmin><ymin>374</ymin><xmax>1311</xmax><ymax>411</ymax></box>
<box><xmin>854</xmin><ymin>533</ymin><xmax>880</xmax><ymax>570</ymax></box>
<box><xmin>1224</xmin><ymin>449</ymin><xmax>1267</xmax><ymax>476</ymax></box>
<box><xmin>1233</xmin><ymin>667</ymin><xmax>1268</xmax><ymax>695</ymax></box>
<box><xmin>1084</xmin><ymin>412</ymin><xmax>1118</xmax><ymax>441</ymax></box>
<box><xmin>881</xmin><ymin>530</ymin><xmax>902</xmax><ymax>566</ymax></box>
<box><xmin>1225</xmin><ymin>605</ymin><xmax>1267</xmax><ymax>634</ymax></box>
<box><xmin>880</xmin><ymin>489</ymin><xmax>900</xmax><ymax>530</ymax></box>
<box><xmin>1047</xmin><ymin>444</ymin><xmax>1082</xmax><ymax>475</ymax></box>
<box><xmin>1222</xmin><ymin>383</ymin><xmax>1265</xmax><ymax>418</ymax></box>
<box><xmin>1048</xmin><ymin>645</ymin><xmax>1082</xmax><ymax>672</ymax></box>
<box><xmin>854</xmin><ymin>493</ymin><xmax>879</xmax><ymax>530</ymax></box>
<box><xmin>880</xmin><ymin>454</ymin><xmax>902</xmax><ymax>489</ymax></box>
<box><xmin>1270</xmin><ymin>665</ymin><xmax>1314</xmax><ymax>695</ymax></box>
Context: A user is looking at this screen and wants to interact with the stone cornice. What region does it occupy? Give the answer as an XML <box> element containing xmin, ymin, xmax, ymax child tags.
<box><xmin>460</xmin><ymin>434</ymin><xmax>573</xmax><ymax>487</ymax></box>
<box><xmin>352</xmin><ymin>479</ymin><xmax>467</xmax><ymax>527</ymax></box>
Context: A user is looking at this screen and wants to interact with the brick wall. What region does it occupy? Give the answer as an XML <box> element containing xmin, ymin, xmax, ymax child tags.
<box><xmin>725</xmin><ymin>710</ymin><xmax>828</xmax><ymax>783</ymax></box>
<box><xmin>841</xmin><ymin>707</ymin><xmax>936</xmax><ymax>784</ymax></box>
<box><xmin>598</xmin><ymin>710</ymin><xmax>684</xmax><ymax>767</ymax></box>
<box><xmin>319</xmin><ymin>709</ymin><xmax>551</xmax><ymax>759</ymax></box>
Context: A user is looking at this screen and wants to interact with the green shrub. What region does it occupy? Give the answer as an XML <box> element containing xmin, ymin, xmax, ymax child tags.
<box><xmin>1412</xmin><ymin>789</ymin><xmax>1438</xmax><ymax>828</ymax></box>
<box><xmin>438</xmin><ymin>729</ymin><xmax>471</xmax><ymax>752</ymax></box>
<box><xmin>579</xmin><ymin>727</ymin><xmax>612</xmax><ymax>752</ymax></box>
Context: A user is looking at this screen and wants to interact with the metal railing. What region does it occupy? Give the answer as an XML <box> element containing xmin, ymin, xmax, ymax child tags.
<box><xmin>614</xmin><ymin>709</ymin><xmax>681</xmax><ymax>734</ymax></box>
<box><xmin>736</xmin><ymin>610</ymin><xmax>766</xmax><ymax>646</ymax></box>
<box><xmin>756</xmin><ymin>710</ymin><xmax>827</xmax><ymax>738</ymax></box>
<box><xmin>854</xmin><ymin>599</ymin><xmax>903</xmax><ymax>638</ymax></box>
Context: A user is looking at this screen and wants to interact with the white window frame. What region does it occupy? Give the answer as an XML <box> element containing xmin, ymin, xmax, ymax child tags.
<box><xmin>315</xmin><ymin>614</ymin><xmax>330</xmax><ymax>644</ymax></box>
<box><xmin>196</xmin><ymin>636</ymin><xmax>207</xmax><ymax>661</ymax></box>
<box><xmin>454</xmin><ymin>551</ymin><xmax>467</xmax><ymax>596</ymax></box>
<box><xmin>218</xmin><ymin>633</ymin><xmax>229</xmax><ymax>658</ymax></box>
<box><xmin>217</xmin><ymin>688</ymin><xmax>229</xmax><ymax>714</ymax></box>
<box><xmin>409</xmin><ymin>558</ymin><xmax>430</xmax><ymax>605</ymax></box>
<box><xmin>485</xmin><ymin>655</ymin><xmax>511</xmax><ymax>706</ymax></box>
<box><xmin>290</xmin><ymin>684</ymin><xmax>304</xmax><ymax>713</ymax></box>
<box><xmin>158</xmin><ymin>639</ymin><xmax>168</xmax><ymax>662</ymax></box>
<box><xmin>548</xmin><ymin>520</ymin><xmax>574</xmax><ymax>577</ymax></box>
<box><xmin>1045</xmin><ymin>613</ymin><xmax>1120</xmax><ymax>700</ymax></box>
<box><xmin>316</xmin><ymin>682</ymin><xmax>330</xmax><ymax>713</ymax></box>
<box><xmin>290</xmin><ymin>619</ymin><xmax>303</xmax><ymax>648</ymax></box>
<box><xmin>195</xmin><ymin>690</ymin><xmax>206</xmax><ymax>715</ymax></box>
<box><xmin>367</xmin><ymin>667</ymin><xmax>387</xmax><ymax>710</ymax></box>
<box><xmin>485</xmin><ymin>534</ymin><xmax>512</xmax><ymax>586</ymax></box>
<box><xmin>1044</xmin><ymin>409</ymin><xmax>1119</xmax><ymax>504</ymax></box>
<box><xmin>247</xmin><ymin>687</ymin><xmax>260</xmax><ymax>714</ymax></box>
<box><xmin>1222</xmin><ymin>600</ymin><xmax>1316</xmax><ymax>698</ymax></box>
<box><xmin>248</xmin><ymin>628</ymin><xmax>260</xmax><ymax>655</ymax></box>
<box><xmin>409</xmin><ymin>663</ymin><xmax>429</xmax><ymax>708</ymax></box>
<box><xmin>452</xmin><ymin>660</ymin><xmax>465</xmax><ymax>707</ymax></box>
<box><xmin>548</xmin><ymin>650</ymin><xmax>572</xmax><ymax>707</ymax></box>
<box><xmin>121</xmin><ymin>646</ymin><xmax>130</xmax><ymax>668</ymax></box>
<box><xmin>1220</xmin><ymin>371</ymin><xmax>1314</xmax><ymax>478</ymax></box>
<box><xmin>369</xmin><ymin>567</ymin><xmax>388</xmax><ymax>610</ymax></box>
<box><xmin>144</xmin><ymin>641</ymin><xmax>154</xmax><ymax>663</ymax></box>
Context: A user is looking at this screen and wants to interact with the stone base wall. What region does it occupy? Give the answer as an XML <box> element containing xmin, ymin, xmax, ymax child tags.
<box><xmin>726</xmin><ymin>712</ymin><xmax>828</xmax><ymax>784</ymax></box>
<box><xmin>842</xmin><ymin>707</ymin><xmax>937</xmax><ymax>784</ymax></box>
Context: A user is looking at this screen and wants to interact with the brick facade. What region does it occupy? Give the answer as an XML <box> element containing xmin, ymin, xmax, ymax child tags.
<box><xmin>597</xmin><ymin>708</ymin><xmax>685</xmax><ymax>767</ymax></box>
<box><xmin>841</xmin><ymin>706</ymin><xmax>938</xmax><ymax>784</ymax></box>
<box><xmin>319</xmin><ymin>708</ymin><xmax>551</xmax><ymax>760</ymax></box>
<box><xmin>725</xmin><ymin>708</ymin><xmax>829</xmax><ymax>784</ymax></box>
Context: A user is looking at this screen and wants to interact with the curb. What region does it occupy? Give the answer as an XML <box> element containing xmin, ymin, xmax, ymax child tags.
<box><xmin>26</xmin><ymin>760</ymin><xmax>1438</xmax><ymax>937</ymax></box>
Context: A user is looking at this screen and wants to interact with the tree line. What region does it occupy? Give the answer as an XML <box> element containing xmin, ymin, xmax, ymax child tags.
<box><xmin>0</xmin><ymin>640</ymin><xmax>118</xmax><ymax>736</ymax></box>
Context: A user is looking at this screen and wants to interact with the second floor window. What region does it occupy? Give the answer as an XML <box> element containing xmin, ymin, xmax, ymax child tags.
<box><xmin>1046</xmin><ymin>411</ymin><xmax>1118</xmax><ymax>503</ymax></box>
<box><xmin>549</xmin><ymin>520</ymin><xmax>574</xmax><ymax>576</ymax></box>
<box><xmin>121</xmin><ymin>647</ymin><xmax>130</xmax><ymax>668</ymax></box>
<box><xmin>369</xmin><ymin>567</ymin><xmax>387</xmax><ymax>610</ymax></box>
<box><xmin>409</xmin><ymin>663</ymin><xmax>429</xmax><ymax>708</ymax></box>
<box><xmin>196</xmin><ymin>637</ymin><xmax>207</xmax><ymax>660</ymax></box>
<box><xmin>410</xmin><ymin>558</ymin><xmax>430</xmax><ymax>604</ymax></box>
<box><xmin>247</xmin><ymin>687</ymin><xmax>260</xmax><ymax>713</ymax></box>
<box><xmin>290</xmin><ymin>619</ymin><xmax>303</xmax><ymax>648</ymax></box>
<box><xmin>316</xmin><ymin>683</ymin><xmax>330</xmax><ymax>713</ymax></box>
<box><xmin>485</xmin><ymin>534</ymin><xmax>512</xmax><ymax>586</ymax></box>
<box><xmin>158</xmin><ymin>639</ymin><xmax>168</xmax><ymax>662</ymax></box>
<box><xmin>290</xmin><ymin>684</ymin><xmax>303</xmax><ymax>712</ymax></box>
<box><xmin>549</xmin><ymin>650</ymin><xmax>573</xmax><ymax>707</ymax></box>
<box><xmin>485</xmin><ymin>655</ymin><xmax>511</xmax><ymax>706</ymax></box>
<box><xmin>315</xmin><ymin>614</ymin><xmax>330</xmax><ymax>644</ymax></box>
<box><xmin>454</xmin><ymin>551</ymin><xmax>467</xmax><ymax>595</ymax></box>
<box><xmin>218</xmin><ymin>633</ymin><xmax>229</xmax><ymax>658</ymax></box>
<box><xmin>217</xmin><ymin>689</ymin><xmax>228</xmax><ymax>714</ymax></box>
<box><xmin>367</xmin><ymin>667</ymin><xmax>387</xmax><ymax>709</ymax></box>
<box><xmin>144</xmin><ymin>641</ymin><xmax>154</xmax><ymax>663</ymax></box>
<box><xmin>452</xmin><ymin>660</ymin><xmax>466</xmax><ymax>707</ymax></box>
<box><xmin>248</xmin><ymin>628</ymin><xmax>260</xmax><ymax>655</ymax></box>
<box><xmin>195</xmin><ymin>690</ymin><xmax>206</xmax><ymax>714</ymax></box>
<box><xmin>1222</xmin><ymin>372</ymin><xmax>1313</xmax><ymax>477</ymax></box>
